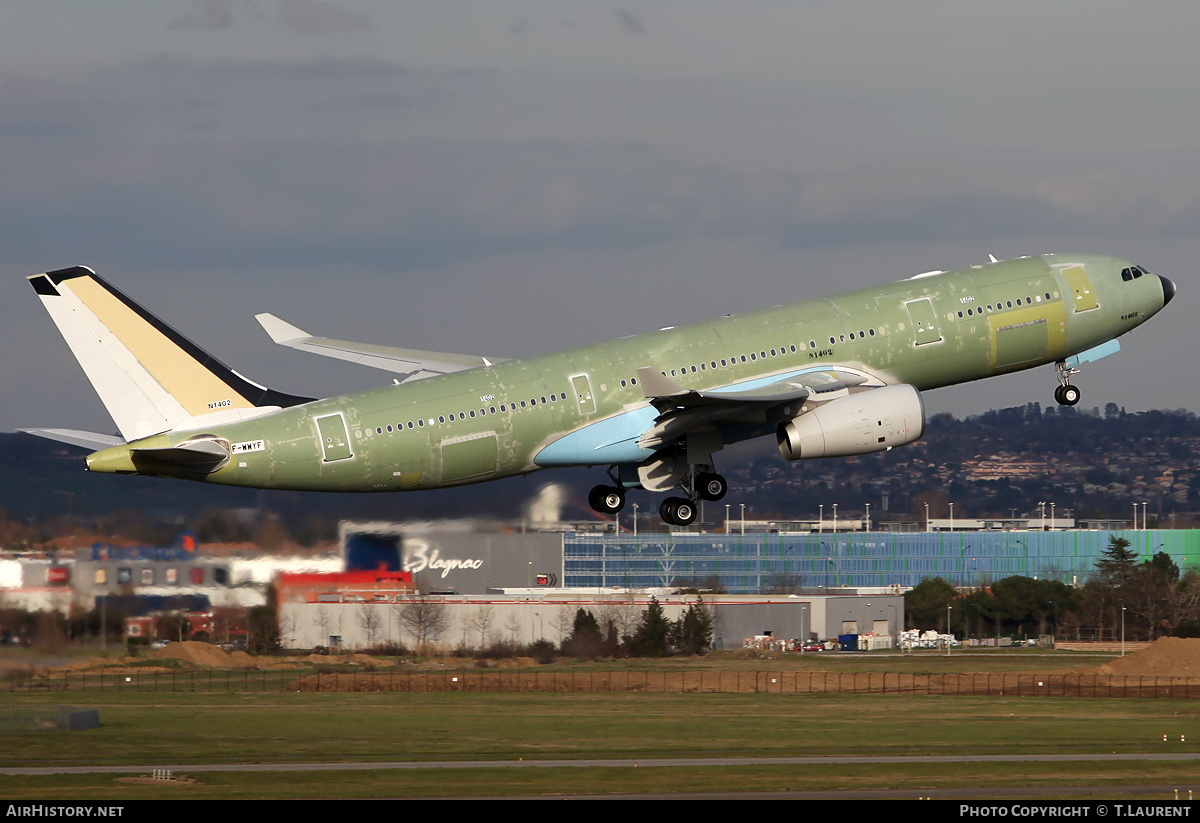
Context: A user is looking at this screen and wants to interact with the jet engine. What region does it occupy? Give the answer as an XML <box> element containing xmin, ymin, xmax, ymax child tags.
<box><xmin>776</xmin><ymin>384</ymin><xmax>925</xmax><ymax>460</ymax></box>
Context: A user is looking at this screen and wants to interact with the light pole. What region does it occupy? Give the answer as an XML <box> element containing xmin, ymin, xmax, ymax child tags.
<box><xmin>1142</xmin><ymin>502</ymin><xmax>1148</xmax><ymax>531</ymax></box>
<box><xmin>740</xmin><ymin>503</ymin><xmax>746</xmax><ymax>534</ymax></box>
<box><xmin>633</xmin><ymin>502</ymin><xmax>638</xmax><ymax>537</ymax></box>
<box><xmin>725</xmin><ymin>504</ymin><xmax>731</xmax><ymax>533</ymax></box>
<box><xmin>1039</xmin><ymin>501</ymin><xmax>1046</xmax><ymax>531</ymax></box>
<box><xmin>819</xmin><ymin>504</ymin><xmax>824</xmax><ymax>533</ymax></box>
<box><xmin>1121</xmin><ymin>606</ymin><xmax>1126</xmax><ymax>656</ymax></box>
<box><xmin>924</xmin><ymin>502</ymin><xmax>930</xmax><ymax>532</ymax></box>
<box><xmin>1133</xmin><ymin>502</ymin><xmax>1138</xmax><ymax>531</ymax></box>
<box><xmin>833</xmin><ymin>503</ymin><xmax>838</xmax><ymax>535</ymax></box>
<box><xmin>949</xmin><ymin>502</ymin><xmax>955</xmax><ymax>532</ymax></box>
<box><xmin>946</xmin><ymin>604</ymin><xmax>953</xmax><ymax>656</ymax></box>
<box><xmin>1050</xmin><ymin>502</ymin><xmax>1056</xmax><ymax>530</ymax></box>
<box><xmin>865</xmin><ymin>502</ymin><xmax>871</xmax><ymax>532</ymax></box>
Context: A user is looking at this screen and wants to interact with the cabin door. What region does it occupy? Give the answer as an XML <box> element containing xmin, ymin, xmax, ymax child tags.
<box><xmin>904</xmin><ymin>298</ymin><xmax>942</xmax><ymax>346</ymax></box>
<box><xmin>570</xmin><ymin>374</ymin><xmax>596</xmax><ymax>415</ymax></box>
<box><xmin>315</xmin><ymin>414</ymin><xmax>353</xmax><ymax>462</ymax></box>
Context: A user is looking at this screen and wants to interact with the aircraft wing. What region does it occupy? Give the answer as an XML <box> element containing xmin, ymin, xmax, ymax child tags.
<box><xmin>636</xmin><ymin>366</ymin><xmax>866</xmax><ymax>408</ymax></box>
<box><xmin>255</xmin><ymin>313</ymin><xmax>509</xmax><ymax>382</ymax></box>
<box><xmin>634</xmin><ymin>366</ymin><xmax>871</xmax><ymax>450</ymax></box>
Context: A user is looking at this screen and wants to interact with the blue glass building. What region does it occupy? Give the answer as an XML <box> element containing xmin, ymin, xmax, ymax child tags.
<box><xmin>563</xmin><ymin>530</ymin><xmax>1199</xmax><ymax>593</ymax></box>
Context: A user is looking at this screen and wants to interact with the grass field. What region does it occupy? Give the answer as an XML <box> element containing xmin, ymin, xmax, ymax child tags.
<box><xmin>3</xmin><ymin>648</ymin><xmax>1198</xmax><ymax>799</ymax></box>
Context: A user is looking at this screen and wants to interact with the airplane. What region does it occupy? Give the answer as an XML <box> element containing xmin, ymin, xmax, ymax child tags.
<box><xmin>24</xmin><ymin>253</ymin><xmax>1174</xmax><ymax>526</ymax></box>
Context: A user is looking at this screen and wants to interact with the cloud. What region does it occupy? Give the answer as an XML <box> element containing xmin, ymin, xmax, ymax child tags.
<box><xmin>617</xmin><ymin>9</ymin><xmax>645</xmax><ymax>34</ymax></box>
<box><xmin>277</xmin><ymin>0</ymin><xmax>373</xmax><ymax>33</ymax></box>
<box><xmin>167</xmin><ymin>0</ymin><xmax>237</xmax><ymax>31</ymax></box>
<box><xmin>196</xmin><ymin>56</ymin><xmax>406</xmax><ymax>82</ymax></box>
<box><xmin>166</xmin><ymin>0</ymin><xmax>373</xmax><ymax>34</ymax></box>
<box><xmin>5</xmin><ymin>125</ymin><xmax>1194</xmax><ymax>284</ymax></box>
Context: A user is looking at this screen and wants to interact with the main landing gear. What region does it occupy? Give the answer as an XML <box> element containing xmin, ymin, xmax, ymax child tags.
<box><xmin>590</xmin><ymin>469</ymin><xmax>728</xmax><ymax>527</ymax></box>
<box><xmin>659</xmin><ymin>471</ymin><xmax>727</xmax><ymax>526</ymax></box>
<box><xmin>1053</xmin><ymin>360</ymin><xmax>1081</xmax><ymax>406</ymax></box>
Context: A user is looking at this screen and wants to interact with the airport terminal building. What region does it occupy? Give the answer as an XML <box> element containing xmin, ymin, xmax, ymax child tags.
<box><xmin>561</xmin><ymin>529</ymin><xmax>1197</xmax><ymax>592</ymax></box>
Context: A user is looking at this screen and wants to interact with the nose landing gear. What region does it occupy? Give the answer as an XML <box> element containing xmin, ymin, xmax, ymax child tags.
<box><xmin>1054</xmin><ymin>361</ymin><xmax>1081</xmax><ymax>406</ymax></box>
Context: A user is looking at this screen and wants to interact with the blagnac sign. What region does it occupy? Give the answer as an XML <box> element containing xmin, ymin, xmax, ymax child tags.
<box><xmin>403</xmin><ymin>540</ymin><xmax>483</xmax><ymax>579</ymax></box>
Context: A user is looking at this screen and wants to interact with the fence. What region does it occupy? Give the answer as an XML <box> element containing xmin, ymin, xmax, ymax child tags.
<box><xmin>0</xmin><ymin>705</ymin><xmax>100</xmax><ymax>730</ymax></box>
<box><xmin>9</xmin><ymin>668</ymin><xmax>1200</xmax><ymax>698</ymax></box>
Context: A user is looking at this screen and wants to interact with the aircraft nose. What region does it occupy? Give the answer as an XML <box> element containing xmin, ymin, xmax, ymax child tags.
<box><xmin>1159</xmin><ymin>274</ymin><xmax>1177</xmax><ymax>306</ymax></box>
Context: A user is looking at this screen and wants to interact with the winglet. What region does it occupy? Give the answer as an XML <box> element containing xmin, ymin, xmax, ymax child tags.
<box><xmin>255</xmin><ymin>312</ymin><xmax>311</xmax><ymax>345</ymax></box>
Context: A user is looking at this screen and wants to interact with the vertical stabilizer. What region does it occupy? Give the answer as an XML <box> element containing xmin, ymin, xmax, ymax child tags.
<box><xmin>28</xmin><ymin>266</ymin><xmax>311</xmax><ymax>441</ymax></box>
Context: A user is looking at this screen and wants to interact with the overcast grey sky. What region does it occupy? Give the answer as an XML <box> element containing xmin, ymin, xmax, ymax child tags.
<box><xmin>2</xmin><ymin>0</ymin><xmax>1196</xmax><ymax>436</ymax></box>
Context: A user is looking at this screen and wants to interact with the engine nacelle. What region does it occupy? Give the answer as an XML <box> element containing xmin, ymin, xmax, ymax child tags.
<box><xmin>776</xmin><ymin>384</ymin><xmax>925</xmax><ymax>460</ymax></box>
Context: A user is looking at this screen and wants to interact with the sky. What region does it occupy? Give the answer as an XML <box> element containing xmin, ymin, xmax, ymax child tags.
<box><xmin>2</xmin><ymin>0</ymin><xmax>1198</xmax><ymax>438</ymax></box>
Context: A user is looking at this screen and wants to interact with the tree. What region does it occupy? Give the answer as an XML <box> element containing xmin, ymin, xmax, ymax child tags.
<box><xmin>673</xmin><ymin>597</ymin><xmax>714</xmax><ymax>656</ymax></box>
<box><xmin>561</xmin><ymin>608</ymin><xmax>604</xmax><ymax>659</ymax></box>
<box><xmin>903</xmin><ymin>577</ymin><xmax>957</xmax><ymax>631</ymax></box>
<box><xmin>1096</xmin><ymin>536</ymin><xmax>1138</xmax><ymax>586</ymax></box>
<box><xmin>629</xmin><ymin>597</ymin><xmax>671</xmax><ymax>657</ymax></box>
<box><xmin>312</xmin><ymin>606</ymin><xmax>333</xmax><ymax>647</ymax></box>
<box><xmin>357</xmin><ymin>604</ymin><xmax>382</xmax><ymax>648</ymax></box>
<box><xmin>395</xmin><ymin>596</ymin><xmax>449</xmax><ymax>650</ymax></box>
<box><xmin>465</xmin><ymin>605</ymin><xmax>495</xmax><ymax>650</ymax></box>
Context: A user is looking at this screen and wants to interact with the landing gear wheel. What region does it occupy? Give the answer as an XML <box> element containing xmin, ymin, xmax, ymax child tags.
<box><xmin>697</xmin><ymin>472</ymin><xmax>728</xmax><ymax>502</ymax></box>
<box><xmin>588</xmin><ymin>485</ymin><xmax>625</xmax><ymax>514</ymax></box>
<box><xmin>660</xmin><ymin>496</ymin><xmax>697</xmax><ymax>526</ymax></box>
<box><xmin>1055</xmin><ymin>384</ymin><xmax>1081</xmax><ymax>406</ymax></box>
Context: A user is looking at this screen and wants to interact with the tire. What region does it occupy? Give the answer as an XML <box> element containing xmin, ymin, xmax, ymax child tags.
<box><xmin>669</xmin><ymin>497</ymin><xmax>697</xmax><ymax>526</ymax></box>
<box><xmin>1060</xmin><ymin>384</ymin><xmax>1081</xmax><ymax>406</ymax></box>
<box><xmin>589</xmin><ymin>485</ymin><xmax>624</xmax><ymax>514</ymax></box>
<box><xmin>698</xmin><ymin>473</ymin><xmax>727</xmax><ymax>501</ymax></box>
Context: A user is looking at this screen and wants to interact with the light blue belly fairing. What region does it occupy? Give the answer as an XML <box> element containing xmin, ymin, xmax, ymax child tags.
<box><xmin>534</xmin><ymin>406</ymin><xmax>659</xmax><ymax>467</ymax></box>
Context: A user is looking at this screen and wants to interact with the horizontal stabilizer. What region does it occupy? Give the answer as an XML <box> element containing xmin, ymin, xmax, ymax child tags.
<box><xmin>19</xmin><ymin>428</ymin><xmax>126</xmax><ymax>451</ymax></box>
<box><xmin>256</xmin><ymin>313</ymin><xmax>507</xmax><ymax>382</ymax></box>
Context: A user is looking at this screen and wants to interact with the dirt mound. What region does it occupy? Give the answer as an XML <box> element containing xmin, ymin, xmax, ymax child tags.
<box><xmin>1097</xmin><ymin>637</ymin><xmax>1200</xmax><ymax>676</ymax></box>
<box><xmin>149</xmin><ymin>641</ymin><xmax>235</xmax><ymax>668</ymax></box>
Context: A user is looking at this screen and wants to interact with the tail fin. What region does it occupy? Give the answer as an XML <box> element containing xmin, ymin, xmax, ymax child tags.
<box><xmin>28</xmin><ymin>266</ymin><xmax>312</xmax><ymax>442</ymax></box>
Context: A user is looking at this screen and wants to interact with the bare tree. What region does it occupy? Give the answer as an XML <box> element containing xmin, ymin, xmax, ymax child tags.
<box><xmin>357</xmin><ymin>604</ymin><xmax>382</xmax><ymax>648</ymax></box>
<box><xmin>504</xmin><ymin>612</ymin><xmax>522</xmax><ymax>644</ymax></box>
<box><xmin>550</xmin><ymin>605</ymin><xmax>576</xmax><ymax>644</ymax></box>
<box><xmin>312</xmin><ymin>606</ymin><xmax>332</xmax><ymax>647</ymax></box>
<box><xmin>465</xmin><ymin>605</ymin><xmax>496</xmax><ymax>650</ymax></box>
<box><xmin>598</xmin><ymin>600</ymin><xmax>640</xmax><ymax>641</ymax></box>
<box><xmin>396</xmin><ymin>596</ymin><xmax>450</xmax><ymax>650</ymax></box>
<box><xmin>278</xmin><ymin>611</ymin><xmax>296</xmax><ymax>649</ymax></box>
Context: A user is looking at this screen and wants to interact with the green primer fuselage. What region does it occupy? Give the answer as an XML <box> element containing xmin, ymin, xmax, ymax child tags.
<box><xmin>86</xmin><ymin>253</ymin><xmax>1168</xmax><ymax>491</ymax></box>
